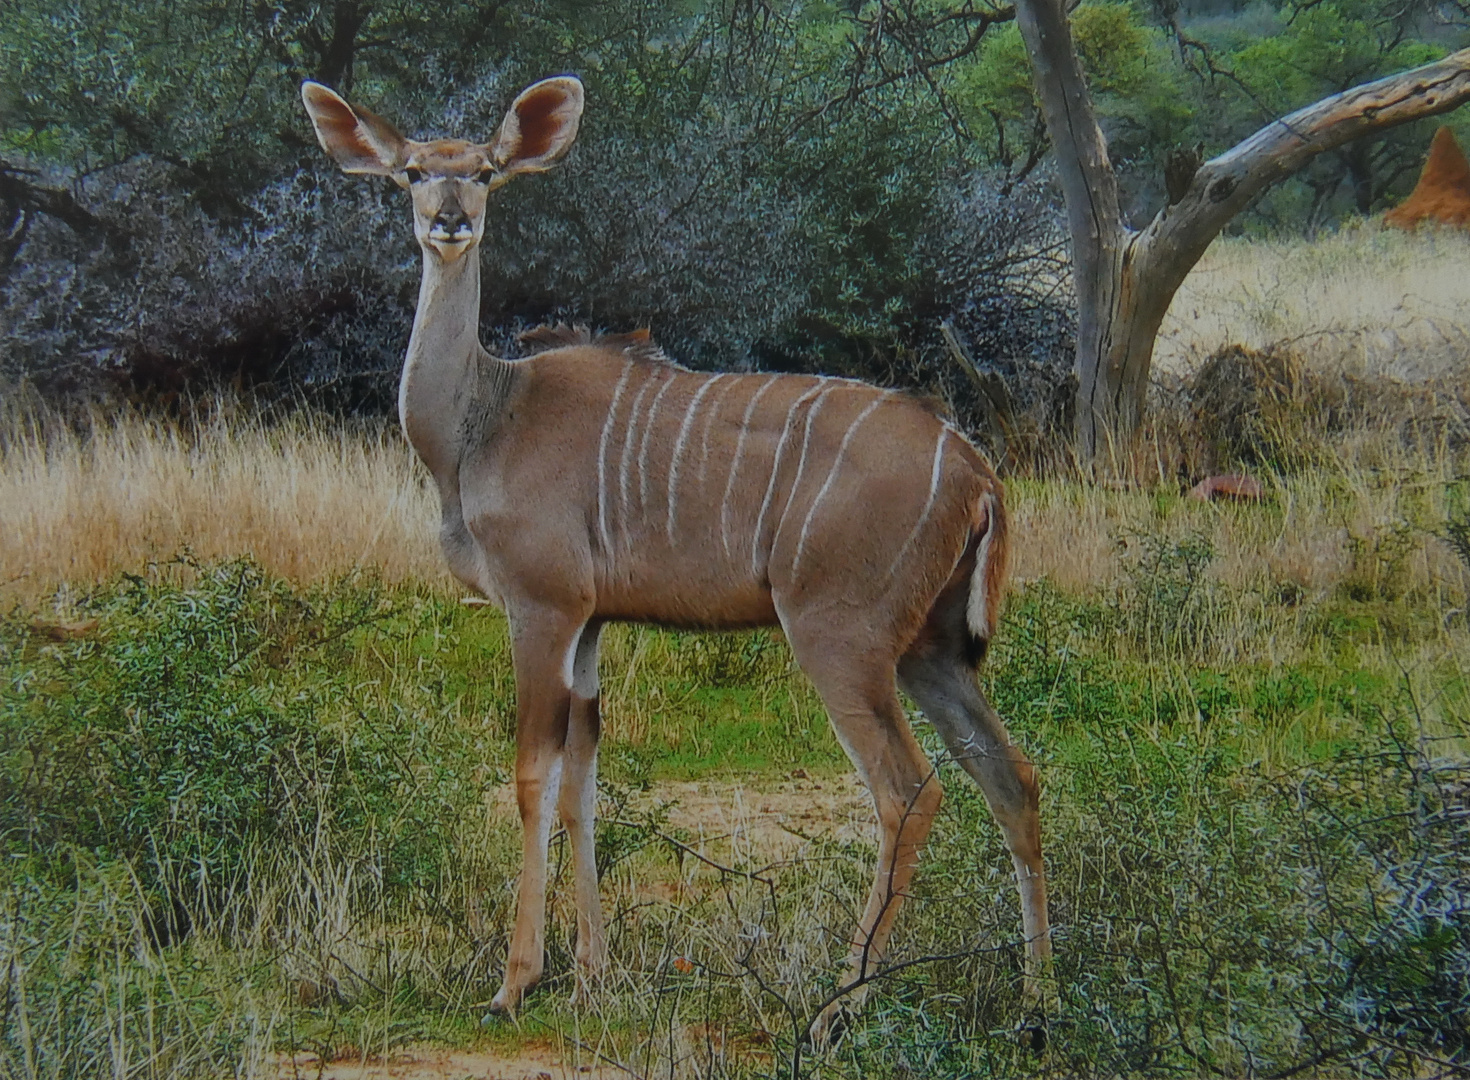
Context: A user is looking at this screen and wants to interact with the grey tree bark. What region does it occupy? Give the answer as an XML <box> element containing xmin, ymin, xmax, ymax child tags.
<box><xmin>1012</xmin><ymin>0</ymin><xmax>1470</xmax><ymax>463</ymax></box>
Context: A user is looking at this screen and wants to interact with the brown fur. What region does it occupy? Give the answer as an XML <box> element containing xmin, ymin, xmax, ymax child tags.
<box><xmin>301</xmin><ymin>76</ymin><xmax>1050</xmax><ymax>1037</ymax></box>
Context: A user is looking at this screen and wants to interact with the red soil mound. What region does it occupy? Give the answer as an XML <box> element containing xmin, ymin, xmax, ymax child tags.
<box><xmin>1187</xmin><ymin>474</ymin><xmax>1264</xmax><ymax>502</ymax></box>
<box><xmin>1384</xmin><ymin>126</ymin><xmax>1470</xmax><ymax>229</ymax></box>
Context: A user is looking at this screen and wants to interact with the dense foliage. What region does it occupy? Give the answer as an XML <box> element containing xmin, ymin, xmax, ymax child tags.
<box><xmin>0</xmin><ymin>561</ymin><xmax>488</xmax><ymax>914</ymax></box>
<box><xmin>1</xmin><ymin>556</ymin><xmax>1465</xmax><ymax>1075</ymax></box>
<box><xmin>2</xmin><ymin>0</ymin><xmax>1465</xmax><ymax>419</ymax></box>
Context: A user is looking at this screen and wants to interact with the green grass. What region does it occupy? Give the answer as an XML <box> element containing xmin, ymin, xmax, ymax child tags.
<box><xmin>1</xmin><ymin>548</ymin><xmax>1467</xmax><ymax>1078</ymax></box>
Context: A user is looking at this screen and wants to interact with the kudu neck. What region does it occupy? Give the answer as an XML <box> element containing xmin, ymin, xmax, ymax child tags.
<box><xmin>400</xmin><ymin>246</ymin><xmax>508</xmax><ymax>478</ymax></box>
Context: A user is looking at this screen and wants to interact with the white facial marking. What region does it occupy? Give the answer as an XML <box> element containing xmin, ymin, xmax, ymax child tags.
<box><xmin>721</xmin><ymin>375</ymin><xmax>781</xmax><ymax>559</ymax></box>
<box><xmin>596</xmin><ymin>362</ymin><xmax>635</xmax><ymax>554</ymax></box>
<box><xmin>667</xmin><ymin>374</ymin><xmax>726</xmax><ymax>541</ymax></box>
<box><xmin>752</xmin><ymin>382</ymin><xmax>827</xmax><ymax>575</ymax></box>
<box><xmin>887</xmin><ymin>426</ymin><xmax>950</xmax><ymax>578</ymax></box>
<box><xmin>427</xmin><ymin>224</ymin><xmax>474</xmax><ymax>242</ymax></box>
<box><xmin>793</xmin><ymin>391</ymin><xmax>890</xmax><ymax>576</ymax></box>
<box><xmin>637</xmin><ymin>375</ymin><xmax>678</xmax><ymax>515</ymax></box>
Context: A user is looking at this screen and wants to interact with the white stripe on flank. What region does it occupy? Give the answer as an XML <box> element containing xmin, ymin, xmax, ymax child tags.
<box><xmin>667</xmin><ymin>374</ymin><xmax>726</xmax><ymax>541</ymax></box>
<box><xmin>792</xmin><ymin>390</ymin><xmax>890</xmax><ymax>575</ymax></box>
<box><xmin>637</xmin><ymin>375</ymin><xmax>678</xmax><ymax>515</ymax></box>
<box><xmin>595</xmin><ymin>361</ymin><xmax>635</xmax><ymax>554</ymax></box>
<box><xmin>720</xmin><ymin>375</ymin><xmax>781</xmax><ymax>558</ymax></box>
<box><xmin>751</xmin><ymin>382</ymin><xmax>828</xmax><ymax>574</ymax></box>
<box><xmin>887</xmin><ymin>426</ymin><xmax>949</xmax><ymax>578</ymax></box>
<box><xmin>698</xmin><ymin>376</ymin><xmax>742</xmax><ymax>488</ymax></box>
<box><xmin>774</xmin><ymin>384</ymin><xmax>839</xmax><ymax>542</ymax></box>
<box><xmin>618</xmin><ymin>372</ymin><xmax>658</xmax><ymax>544</ymax></box>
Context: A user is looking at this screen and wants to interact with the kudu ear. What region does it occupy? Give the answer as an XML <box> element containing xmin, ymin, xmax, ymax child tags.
<box><xmin>486</xmin><ymin>76</ymin><xmax>584</xmax><ymax>181</ymax></box>
<box><xmin>300</xmin><ymin>81</ymin><xmax>407</xmax><ymax>177</ymax></box>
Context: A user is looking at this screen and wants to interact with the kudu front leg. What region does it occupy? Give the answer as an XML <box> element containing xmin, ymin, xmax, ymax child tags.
<box><xmin>488</xmin><ymin>607</ymin><xmax>589</xmax><ymax>1016</ymax></box>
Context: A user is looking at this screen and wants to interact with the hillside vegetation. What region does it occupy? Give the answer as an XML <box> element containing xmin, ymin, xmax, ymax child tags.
<box><xmin>3</xmin><ymin>229</ymin><xmax>1469</xmax><ymax>1076</ymax></box>
<box><xmin>5</xmin><ymin>0</ymin><xmax>1470</xmax><ymax>1074</ymax></box>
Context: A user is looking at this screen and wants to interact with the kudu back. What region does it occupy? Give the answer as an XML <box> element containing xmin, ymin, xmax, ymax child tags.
<box><xmin>301</xmin><ymin>76</ymin><xmax>1050</xmax><ymax>1038</ymax></box>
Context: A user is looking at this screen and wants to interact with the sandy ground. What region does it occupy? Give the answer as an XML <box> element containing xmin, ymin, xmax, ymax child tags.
<box><xmin>486</xmin><ymin>771</ymin><xmax>876</xmax><ymax>861</ymax></box>
<box><xmin>277</xmin><ymin>776</ymin><xmax>872</xmax><ymax>1080</ymax></box>
<box><xmin>276</xmin><ymin>1044</ymin><xmax>627</xmax><ymax>1080</ymax></box>
<box><xmin>653</xmin><ymin>772</ymin><xmax>873</xmax><ymax>853</ymax></box>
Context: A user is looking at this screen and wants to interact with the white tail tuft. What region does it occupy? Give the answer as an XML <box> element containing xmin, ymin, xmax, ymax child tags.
<box><xmin>966</xmin><ymin>492</ymin><xmax>999</xmax><ymax>641</ymax></box>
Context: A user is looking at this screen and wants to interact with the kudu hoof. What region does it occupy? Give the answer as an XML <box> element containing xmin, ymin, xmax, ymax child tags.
<box><xmin>481</xmin><ymin>985</ymin><xmax>523</xmax><ymax>1024</ymax></box>
<box><xmin>1016</xmin><ymin>1016</ymin><xmax>1048</xmax><ymax>1053</ymax></box>
<box><xmin>806</xmin><ymin>1002</ymin><xmax>855</xmax><ymax>1050</ymax></box>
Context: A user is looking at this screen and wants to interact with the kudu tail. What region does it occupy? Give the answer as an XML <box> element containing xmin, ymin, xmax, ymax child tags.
<box><xmin>965</xmin><ymin>490</ymin><xmax>1008</xmax><ymax>658</ymax></box>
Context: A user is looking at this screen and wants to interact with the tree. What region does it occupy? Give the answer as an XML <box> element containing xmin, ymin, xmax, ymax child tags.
<box><xmin>1012</xmin><ymin>0</ymin><xmax>1470</xmax><ymax>463</ymax></box>
<box><xmin>1223</xmin><ymin>0</ymin><xmax>1447</xmax><ymax>224</ymax></box>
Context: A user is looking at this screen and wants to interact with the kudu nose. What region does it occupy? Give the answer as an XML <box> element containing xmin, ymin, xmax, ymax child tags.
<box><xmin>428</xmin><ymin>207</ymin><xmax>473</xmax><ymax>242</ymax></box>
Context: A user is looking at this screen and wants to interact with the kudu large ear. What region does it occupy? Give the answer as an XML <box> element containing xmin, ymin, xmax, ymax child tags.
<box><xmin>300</xmin><ymin>81</ymin><xmax>407</xmax><ymax>177</ymax></box>
<box><xmin>486</xmin><ymin>76</ymin><xmax>584</xmax><ymax>182</ymax></box>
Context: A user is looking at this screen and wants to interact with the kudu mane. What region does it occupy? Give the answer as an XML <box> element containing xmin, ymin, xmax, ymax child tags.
<box><xmin>516</xmin><ymin>323</ymin><xmax>669</xmax><ymax>364</ymax></box>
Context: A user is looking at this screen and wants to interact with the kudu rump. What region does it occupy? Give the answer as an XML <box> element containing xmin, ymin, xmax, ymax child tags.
<box><xmin>301</xmin><ymin>75</ymin><xmax>1051</xmax><ymax>1036</ymax></box>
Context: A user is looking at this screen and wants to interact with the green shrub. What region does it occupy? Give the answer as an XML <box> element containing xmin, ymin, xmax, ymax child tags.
<box><xmin>0</xmin><ymin>559</ymin><xmax>485</xmax><ymax>916</ymax></box>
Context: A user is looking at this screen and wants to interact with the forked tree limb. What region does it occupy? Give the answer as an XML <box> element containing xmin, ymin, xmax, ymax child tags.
<box><xmin>1016</xmin><ymin>0</ymin><xmax>1470</xmax><ymax>461</ymax></box>
<box><xmin>1105</xmin><ymin>49</ymin><xmax>1470</xmax><ymax>453</ymax></box>
<box><xmin>1151</xmin><ymin>48</ymin><xmax>1470</xmax><ymax>285</ymax></box>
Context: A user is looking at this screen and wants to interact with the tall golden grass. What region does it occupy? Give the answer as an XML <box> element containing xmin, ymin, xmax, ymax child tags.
<box><xmin>4</xmin><ymin>227</ymin><xmax>1468</xmax><ymax>618</ymax></box>
<box><xmin>1156</xmin><ymin>222</ymin><xmax>1470</xmax><ymax>379</ymax></box>
<box><xmin>4</xmin><ymin>398</ymin><xmax>1465</xmax><ymax>641</ymax></box>
<box><xmin>1</xmin><ymin>404</ymin><xmax>443</xmax><ymax>604</ymax></box>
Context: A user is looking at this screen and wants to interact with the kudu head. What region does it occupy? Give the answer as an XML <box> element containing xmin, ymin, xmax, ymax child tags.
<box><xmin>300</xmin><ymin>77</ymin><xmax>584</xmax><ymax>262</ymax></box>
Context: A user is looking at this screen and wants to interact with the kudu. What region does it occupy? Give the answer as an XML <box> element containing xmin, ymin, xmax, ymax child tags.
<box><xmin>301</xmin><ymin>75</ymin><xmax>1051</xmax><ymax>1037</ymax></box>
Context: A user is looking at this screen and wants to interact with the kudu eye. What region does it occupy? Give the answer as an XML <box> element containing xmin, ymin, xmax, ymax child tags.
<box><xmin>476</xmin><ymin>166</ymin><xmax>495</xmax><ymax>185</ymax></box>
<box><xmin>404</xmin><ymin>167</ymin><xmax>424</xmax><ymax>184</ymax></box>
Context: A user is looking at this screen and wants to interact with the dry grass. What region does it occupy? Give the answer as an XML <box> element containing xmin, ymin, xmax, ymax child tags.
<box><xmin>4</xmin><ymin>224</ymin><xmax>1469</xmax><ymax>620</ymax></box>
<box><xmin>1156</xmin><ymin>222</ymin><xmax>1470</xmax><ymax>380</ymax></box>
<box><xmin>4</xmin><ymin>400</ymin><xmax>1467</xmax><ymax>648</ymax></box>
<box><xmin>0</xmin><ymin>403</ymin><xmax>443</xmax><ymax>605</ymax></box>
<box><xmin>1011</xmin><ymin>441</ymin><xmax>1466</xmax><ymax>601</ymax></box>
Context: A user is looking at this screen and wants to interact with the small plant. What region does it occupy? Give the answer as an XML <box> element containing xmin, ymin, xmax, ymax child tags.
<box><xmin>1442</xmin><ymin>480</ymin><xmax>1470</xmax><ymax>579</ymax></box>
<box><xmin>1342</xmin><ymin>518</ymin><xmax>1419</xmax><ymax>603</ymax></box>
<box><xmin>1115</xmin><ymin>527</ymin><xmax>1218</xmax><ymax>657</ymax></box>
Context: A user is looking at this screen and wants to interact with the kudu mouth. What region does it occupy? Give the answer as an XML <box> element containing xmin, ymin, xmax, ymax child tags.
<box><xmin>426</xmin><ymin>207</ymin><xmax>475</xmax><ymax>247</ymax></box>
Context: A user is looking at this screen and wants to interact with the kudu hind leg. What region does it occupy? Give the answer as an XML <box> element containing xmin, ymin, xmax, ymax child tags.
<box><xmin>559</xmin><ymin>621</ymin><xmax>608</xmax><ymax>999</ymax></box>
<box><xmin>488</xmin><ymin>608</ymin><xmax>588</xmax><ymax>1015</ymax></box>
<box><xmin>897</xmin><ymin>649</ymin><xmax>1052</xmax><ymax>997</ymax></box>
<box><xmin>788</xmin><ymin>636</ymin><xmax>943</xmax><ymax>1035</ymax></box>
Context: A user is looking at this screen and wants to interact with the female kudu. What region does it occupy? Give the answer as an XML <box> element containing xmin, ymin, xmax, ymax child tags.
<box><xmin>300</xmin><ymin>75</ymin><xmax>1050</xmax><ymax>1037</ymax></box>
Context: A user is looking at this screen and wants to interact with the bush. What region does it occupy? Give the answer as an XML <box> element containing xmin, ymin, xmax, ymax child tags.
<box><xmin>1184</xmin><ymin>342</ymin><xmax>1470</xmax><ymax>473</ymax></box>
<box><xmin>1</xmin><ymin>10</ymin><xmax>1076</xmax><ymax>435</ymax></box>
<box><xmin>0</xmin><ymin>559</ymin><xmax>486</xmax><ymax>920</ymax></box>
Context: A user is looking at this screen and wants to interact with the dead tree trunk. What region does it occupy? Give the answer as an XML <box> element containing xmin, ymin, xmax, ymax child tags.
<box><xmin>1012</xmin><ymin>0</ymin><xmax>1470</xmax><ymax>463</ymax></box>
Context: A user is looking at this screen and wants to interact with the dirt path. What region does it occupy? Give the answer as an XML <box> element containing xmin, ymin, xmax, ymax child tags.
<box><xmin>279</xmin><ymin>776</ymin><xmax>872</xmax><ymax>1080</ymax></box>
<box><xmin>652</xmin><ymin>771</ymin><xmax>873</xmax><ymax>853</ymax></box>
<box><xmin>276</xmin><ymin>1044</ymin><xmax>627</xmax><ymax>1080</ymax></box>
<box><xmin>486</xmin><ymin>771</ymin><xmax>875</xmax><ymax>861</ymax></box>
